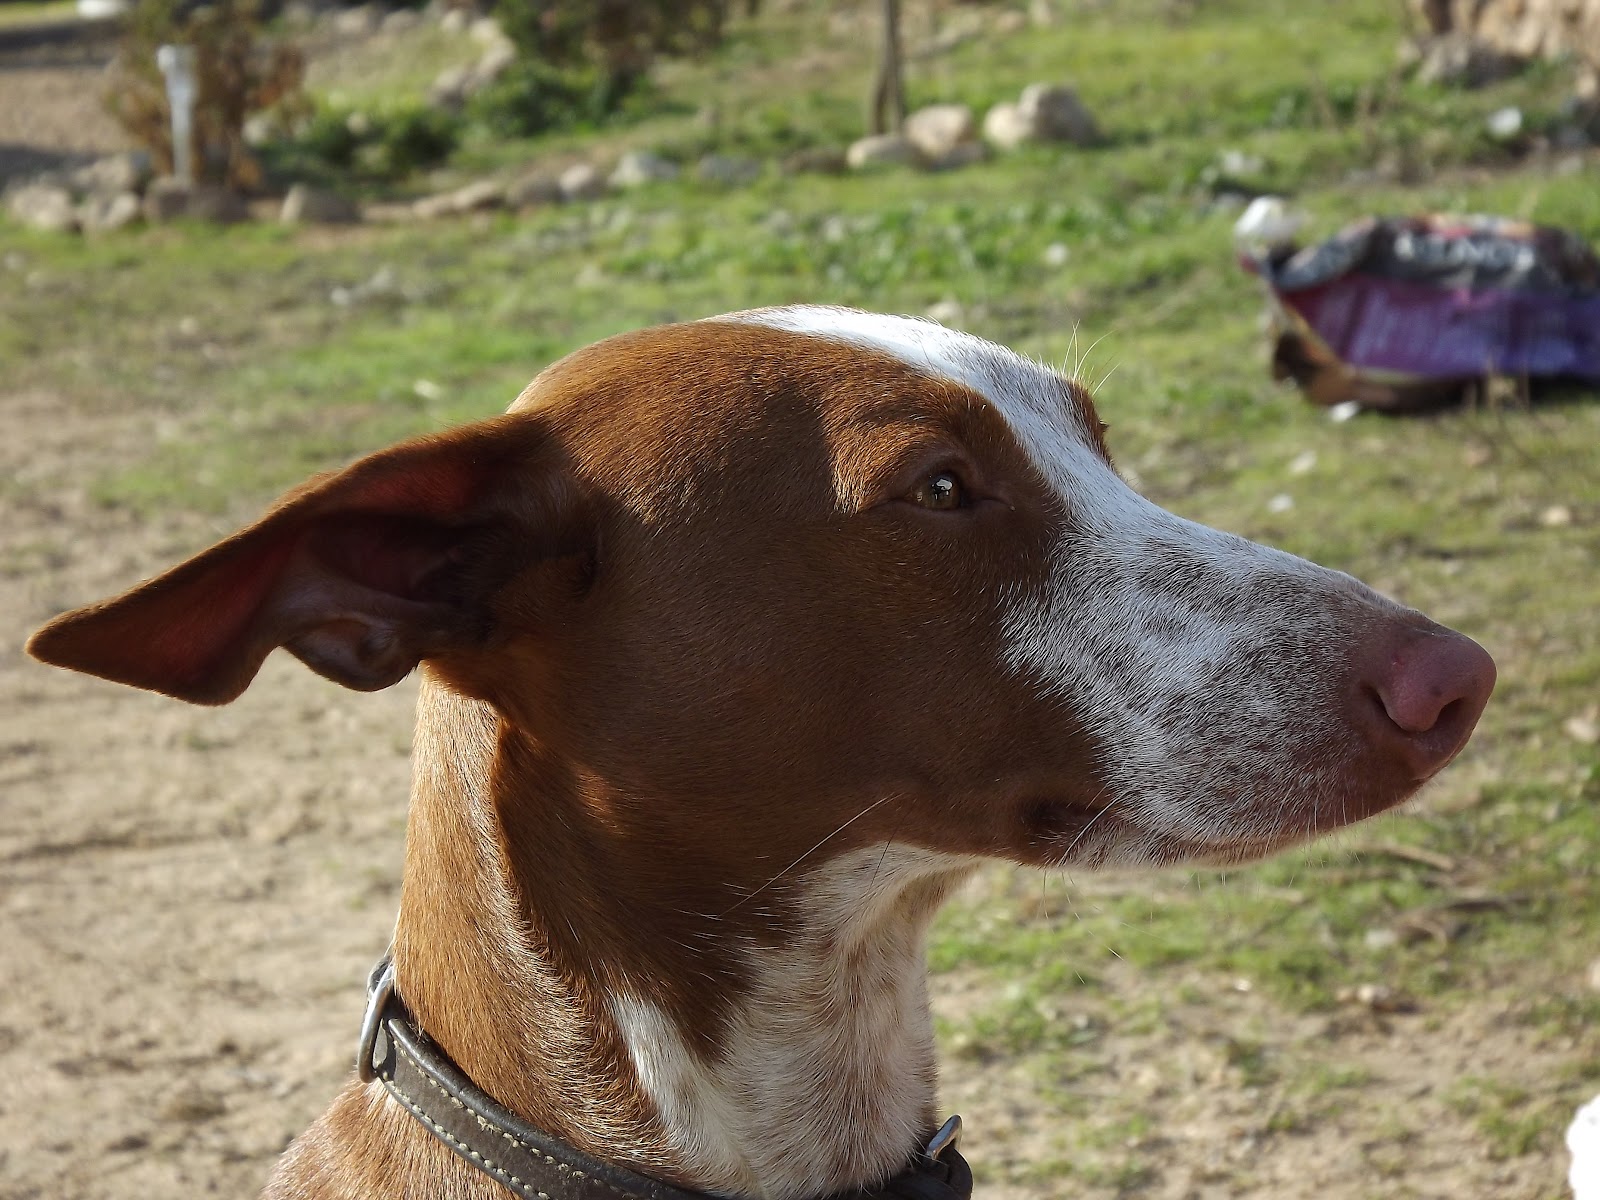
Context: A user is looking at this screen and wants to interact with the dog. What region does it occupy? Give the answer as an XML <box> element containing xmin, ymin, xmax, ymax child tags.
<box><xmin>28</xmin><ymin>308</ymin><xmax>1495</xmax><ymax>1200</ymax></box>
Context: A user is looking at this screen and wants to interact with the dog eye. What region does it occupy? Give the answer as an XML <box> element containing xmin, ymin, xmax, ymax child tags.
<box><xmin>909</xmin><ymin>470</ymin><xmax>967</xmax><ymax>511</ymax></box>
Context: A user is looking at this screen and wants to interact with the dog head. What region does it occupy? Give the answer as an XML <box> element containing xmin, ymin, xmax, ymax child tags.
<box><xmin>28</xmin><ymin>307</ymin><xmax>1494</xmax><ymax>880</ymax></box>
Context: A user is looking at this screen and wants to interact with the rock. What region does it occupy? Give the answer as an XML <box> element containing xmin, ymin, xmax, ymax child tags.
<box><xmin>78</xmin><ymin>191</ymin><xmax>143</xmax><ymax>233</ymax></box>
<box><xmin>280</xmin><ymin>183</ymin><xmax>360</xmax><ymax>225</ymax></box>
<box><xmin>846</xmin><ymin>134</ymin><xmax>921</xmax><ymax>170</ymax></box>
<box><xmin>70</xmin><ymin>151</ymin><xmax>154</xmax><ymax>198</ymax></box>
<box><xmin>558</xmin><ymin>163</ymin><xmax>606</xmax><ymax>202</ymax></box>
<box><xmin>982</xmin><ymin>102</ymin><xmax>1032</xmax><ymax>150</ymax></box>
<box><xmin>1486</xmin><ymin>105</ymin><xmax>1523</xmax><ymax>141</ymax></box>
<box><xmin>1042</xmin><ymin>241</ymin><xmax>1070</xmax><ymax>267</ymax></box>
<box><xmin>610</xmin><ymin>150</ymin><xmax>680</xmax><ymax>189</ymax></box>
<box><xmin>469</xmin><ymin>15</ymin><xmax>505</xmax><ymax>44</ymax></box>
<box><xmin>903</xmin><ymin>103</ymin><xmax>977</xmax><ymax>161</ymax></box>
<box><xmin>6</xmin><ymin>183</ymin><xmax>78</xmax><ymax>233</ymax></box>
<box><xmin>505</xmin><ymin>170</ymin><xmax>562</xmax><ymax>208</ymax></box>
<box><xmin>333</xmin><ymin>3</ymin><xmax>381</xmax><ymax>37</ymax></box>
<box><xmin>1018</xmin><ymin>83</ymin><xmax>1100</xmax><ymax>145</ymax></box>
<box><xmin>780</xmin><ymin>146</ymin><xmax>849</xmax><ymax>175</ymax></box>
<box><xmin>696</xmin><ymin>154</ymin><xmax>762</xmax><ymax>186</ymax></box>
<box><xmin>186</xmin><ymin>184</ymin><xmax>250</xmax><ymax>224</ymax></box>
<box><xmin>925</xmin><ymin>299</ymin><xmax>965</xmax><ymax>326</ymax></box>
<box><xmin>429</xmin><ymin>65</ymin><xmax>475</xmax><ymax>110</ymax></box>
<box><xmin>1414</xmin><ymin>33</ymin><xmax>1523</xmax><ymax>87</ymax></box>
<box><xmin>922</xmin><ymin>140</ymin><xmax>987</xmax><ymax>171</ymax></box>
<box><xmin>382</xmin><ymin>8</ymin><xmax>422</xmax><ymax>34</ymax></box>
<box><xmin>474</xmin><ymin>39</ymin><xmax>517</xmax><ymax>88</ymax></box>
<box><xmin>411</xmin><ymin>179</ymin><xmax>503</xmax><ymax>219</ymax></box>
<box><xmin>439</xmin><ymin>6</ymin><xmax>471</xmax><ymax>34</ymax></box>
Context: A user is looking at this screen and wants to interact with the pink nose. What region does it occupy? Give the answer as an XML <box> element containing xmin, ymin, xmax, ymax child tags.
<box><xmin>1358</xmin><ymin>626</ymin><xmax>1496</xmax><ymax>780</ymax></box>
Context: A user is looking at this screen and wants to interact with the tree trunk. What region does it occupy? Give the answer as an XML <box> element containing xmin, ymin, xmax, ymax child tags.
<box><xmin>868</xmin><ymin>0</ymin><xmax>905</xmax><ymax>135</ymax></box>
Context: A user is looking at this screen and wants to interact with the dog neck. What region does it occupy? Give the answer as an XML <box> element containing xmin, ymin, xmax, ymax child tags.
<box><xmin>390</xmin><ymin>676</ymin><xmax>975</xmax><ymax>1200</ymax></box>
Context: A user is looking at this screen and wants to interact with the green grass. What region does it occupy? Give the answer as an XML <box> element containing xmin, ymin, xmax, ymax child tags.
<box><xmin>5</xmin><ymin>0</ymin><xmax>1600</xmax><ymax>1187</ymax></box>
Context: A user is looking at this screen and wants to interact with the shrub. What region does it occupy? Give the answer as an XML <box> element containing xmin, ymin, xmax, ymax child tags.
<box><xmin>105</xmin><ymin>0</ymin><xmax>307</xmax><ymax>190</ymax></box>
<box><xmin>491</xmin><ymin>0</ymin><xmax>730</xmax><ymax>113</ymax></box>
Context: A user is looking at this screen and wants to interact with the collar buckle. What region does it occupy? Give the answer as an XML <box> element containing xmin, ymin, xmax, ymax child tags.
<box><xmin>355</xmin><ymin>957</ymin><xmax>395</xmax><ymax>1083</ymax></box>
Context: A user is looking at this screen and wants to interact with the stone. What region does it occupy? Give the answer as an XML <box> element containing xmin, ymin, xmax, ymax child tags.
<box><xmin>696</xmin><ymin>154</ymin><xmax>762</xmax><ymax>186</ymax></box>
<box><xmin>982</xmin><ymin>102</ymin><xmax>1032</xmax><ymax>150</ymax></box>
<box><xmin>1018</xmin><ymin>83</ymin><xmax>1100</xmax><ymax>145</ymax></box>
<box><xmin>610</xmin><ymin>150</ymin><xmax>680</xmax><ymax>189</ymax></box>
<box><xmin>1414</xmin><ymin>33</ymin><xmax>1523</xmax><ymax>87</ymax></box>
<box><xmin>903</xmin><ymin>103</ymin><xmax>977</xmax><ymax>161</ymax></box>
<box><xmin>141</xmin><ymin>179</ymin><xmax>247</xmax><ymax>224</ymax></box>
<box><xmin>279</xmin><ymin>183</ymin><xmax>360</xmax><ymax>224</ymax></box>
<box><xmin>412</xmin><ymin>179</ymin><xmax>503</xmax><ymax>218</ymax></box>
<box><xmin>469</xmin><ymin>15</ymin><xmax>504</xmax><ymax>44</ymax></box>
<box><xmin>186</xmin><ymin>184</ymin><xmax>250</xmax><ymax>223</ymax></box>
<box><xmin>70</xmin><ymin>151</ymin><xmax>153</xmax><ymax>198</ymax></box>
<box><xmin>922</xmin><ymin>140</ymin><xmax>987</xmax><ymax>171</ymax></box>
<box><xmin>846</xmin><ymin>134</ymin><xmax>921</xmax><ymax>170</ymax></box>
<box><xmin>381</xmin><ymin>8</ymin><xmax>422</xmax><ymax>34</ymax></box>
<box><xmin>505</xmin><ymin>170</ymin><xmax>562</xmax><ymax>208</ymax></box>
<box><xmin>6</xmin><ymin>184</ymin><xmax>79</xmax><ymax>233</ymax></box>
<box><xmin>143</xmin><ymin>177</ymin><xmax>191</xmax><ymax>222</ymax></box>
<box><xmin>78</xmin><ymin>191</ymin><xmax>142</xmax><ymax>233</ymax></box>
<box><xmin>473</xmin><ymin>39</ymin><xmax>517</xmax><ymax>88</ymax></box>
<box><xmin>558</xmin><ymin>163</ymin><xmax>606</xmax><ymax>202</ymax></box>
<box><xmin>780</xmin><ymin>146</ymin><xmax>848</xmax><ymax>175</ymax></box>
<box><xmin>429</xmin><ymin>65</ymin><xmax>475</xmax><ymax>110</ymax></box>
<box><xmin>439</xmin><ymin>6</ymin><xmax>470</xmax><ymax>34</ymax></box>
<box><xmin>333</xmin><ymin>3</ymin><xmax>381</xmax><ymax>37</ymax></box>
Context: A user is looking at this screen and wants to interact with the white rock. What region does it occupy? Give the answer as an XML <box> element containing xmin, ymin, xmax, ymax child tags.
<box><xmin>922</xmin><ymin>141</ymin><xmax>987</xmax><ymax>171</ymax></box>
<box><xmin>1486</xmin><ymin>106</ymin><xmax>1523</xmax><ymax>141</ymax></box>
<box><xmin>1018</xmin><ymin>83</ymin><xmax>1100</xmax><ymax>145</ymax></box>
<box><xmin>696</xmin><ymin>154</ymin><xmax>762</xmax><ymax>185</ymax></box>
<box><xmin>428</xmin><ymin>65</ymin><xmax>474</xmax><ymax>109</ymax></box>
<box><xmin>982</xmin><ymin>101</ymin><xmax>1032</xmax><ymax>150</ymax></box>
<box><xmin>439</xmin><ymin>6</ymin><xmax>470</xmax><ymax>34</ymax></box>
<box><xmin>78</xmin><ymin>190</ymin><xmax>142</xmax><ymax>233</ymax></box>
<box><xmin>280</xmin><ymin>183</ymin><xmax>360</xmax><ymax>224</ymax></box>
<box><xmin>1233</xmin><ymin>194</ymin><xmax>1306</xmax><ymax>251</ymax></box>
<box><xmin>469</xmin><ymin>15</ymin><xmax>504</xmax><ymax>45</ymax></box>
<box><xmin>903</xmin><ymin>103</ymin><xmax>977</xmax><ymax>161</ymax></box>
<box><xmin>473</xmin><ymin>39</ymin><xmax>517</xmax><ymax>88</ymax></box>
<box><xmin>411</xmin><ymin>179</ymin><xmax>503</xmax><ymax>219</ymax></box>
<box><xmin>506</xmin><ymin>171</ymin><xmax>562</xmax><ymax>208</ymax></box>
<box><xmin>333</xmin><ymin>3</ymin><xmax>380</xmax><ymax>37</ymax></box>
<box><xmin>610</xmin><ymin>150</ymin><xmax>680</xmax><ymax>188</ymax></box>
<box><xmin>558</xmin><ymin>163</ymin><xmax>606</xmax><ymax>202</ymax></box>
<box><xmin>846</xmin><ymin>133</ymin><xmax>921</xmax><ymax>169</ymax></box>
<box><xmin>382</xmin><ymin>8</ymin><xmax>422</xmax><ymax>34</ymax></box>
<box><xmin>70</xmin><ymin>151</ymin><xmax>153</xmax><ymax>198</ymax></box>
<box><xmin>7</xmin><ymin>184</ymin><xmax>79</xmax><ymax>233</ymax></box>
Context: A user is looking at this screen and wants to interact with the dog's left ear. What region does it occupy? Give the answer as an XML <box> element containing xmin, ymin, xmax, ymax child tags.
<box><xmin>27</xmin><ymin>414</ymin><xmax>586</xmax><ymax>705</ymax></box>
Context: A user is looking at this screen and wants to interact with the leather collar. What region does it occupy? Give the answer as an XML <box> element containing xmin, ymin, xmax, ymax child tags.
<box><xmin>357</xmin><ymin>959</ymin><xmax>974</xmax><ymax>1200</ymax></box>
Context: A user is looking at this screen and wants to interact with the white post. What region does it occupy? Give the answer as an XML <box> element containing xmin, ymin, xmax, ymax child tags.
<box><xmin>156</xmin><ymin>44</ymin><xmax>199</xmax><ymax>185</ymax></box>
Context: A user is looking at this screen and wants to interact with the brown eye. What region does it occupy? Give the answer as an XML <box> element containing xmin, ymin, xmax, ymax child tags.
<box><xmin>910</xmin><ymin>470</ymin><xmax>966</xmax><ymax>511</ymax></box>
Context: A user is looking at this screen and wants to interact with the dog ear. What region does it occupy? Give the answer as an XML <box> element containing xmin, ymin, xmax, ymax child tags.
<box><xmin>27</xmin><ymin>415</ymin><xmax>585</xmax><ymax>705</ymax></box>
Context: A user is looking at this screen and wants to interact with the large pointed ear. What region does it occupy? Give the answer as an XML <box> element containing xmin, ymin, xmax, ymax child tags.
<box><xmin>26</xmin><ymin>414</ymin><xmax>586</xmax><ymax>705</ymax></box>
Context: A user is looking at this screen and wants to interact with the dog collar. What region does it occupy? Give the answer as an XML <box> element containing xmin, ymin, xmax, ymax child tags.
<box><xmin>357</xmin><ymin>958</ymin><xmax>974</xmax><ymax>1200</ymax></box>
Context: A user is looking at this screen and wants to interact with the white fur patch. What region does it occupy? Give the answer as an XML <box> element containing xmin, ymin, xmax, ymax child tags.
<box><xmin>731</xmin><ymin>306</ymin><xmax>1398</xmax><ymax>864</ymax></box>
<box><xmin>611</xmin><ymin>844</ymin><xmax>974</xmax><ymax>1199</ymax></box>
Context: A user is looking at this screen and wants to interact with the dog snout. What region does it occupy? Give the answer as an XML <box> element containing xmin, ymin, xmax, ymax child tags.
<box><xmin>1355</xmin><ymin>624</ymin><xmax>1496</xmax><ymax>781</ymax></box>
